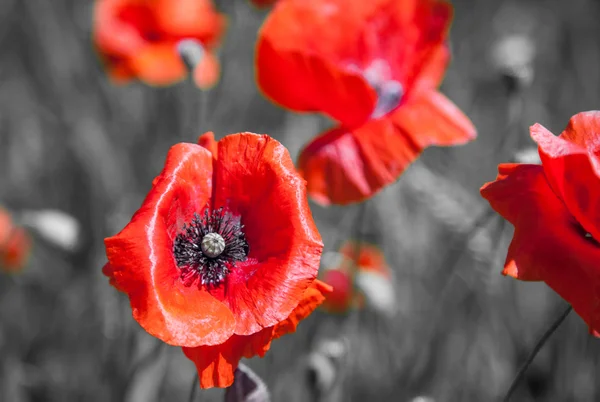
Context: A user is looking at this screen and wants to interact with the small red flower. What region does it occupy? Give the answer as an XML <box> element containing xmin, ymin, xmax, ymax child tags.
<box><xmin>256</xmin><ymin>0</ymin><xmax>476</xmax><ymax>205</ymax></box>
<box><xmin>481</xmin><ymin>111</ymin><xmax>600</xmax><ymax>335</ymax></box>
<box><xmin>103</xmin><ymin>132</ymin><xmax>331</xmax><ymax>388</ymax></box>
<box><xmin>0</xmin><ymin>207</ymin><xmax>31</xmax><ymax>273</ymax></box>
<box><xmin>93</xmin><ymin>0</ymin><xmax>226</xmax><ymax>88</ymax></box>
<box><xmin>320</xmin><ymin>241</ymin><xmax>392</xmax><ymax>314</ymax></box>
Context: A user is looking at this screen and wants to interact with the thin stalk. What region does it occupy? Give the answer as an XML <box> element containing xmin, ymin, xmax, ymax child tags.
<box><xmin>502</xmin><ymin>304</ymin><xmax>573</xmax><ymax>402</ymax></box>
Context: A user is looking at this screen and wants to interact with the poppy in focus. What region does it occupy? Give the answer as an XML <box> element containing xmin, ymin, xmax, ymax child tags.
<box><xmin>481</xmin><ymin>111</ymin><xmax>600</xmax><ymax>335</ymax></box>
<box><xmin>256</xmin><ymin>0</ymin><xmax>476</xmax><ymax>205</ymax></box>
<box><xmin>103</xmin><ymin>132</ymin><xmax>331</xmax><ymax>388</ymax></box>
<box><xmin>0</xmin><ymin>207</ymin><xmax>31</xmax><ymax>273</ymax></box>
<box><xmin>320</xmin><ymin>241</ymin><xmax>394</xmax><ymax>315</ymax></box>
<box><xmin>93</xmin><ymin>0</ymin><xmax>226</xmax><ymax>88</ymax></box>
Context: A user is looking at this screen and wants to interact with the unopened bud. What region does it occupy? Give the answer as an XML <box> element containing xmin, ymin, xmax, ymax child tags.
<box><xmin>176</xmin><ymin>39</ymin><xmax>205</xmax><ymax>73</ymax></box>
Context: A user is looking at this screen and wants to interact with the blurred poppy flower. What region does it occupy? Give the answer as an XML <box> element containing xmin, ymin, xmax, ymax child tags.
<box><xmin>481</xmin><ymin>111</ymin><xmax>600</xmax><ymax>335</ymax></box>
<box><xmin>103</xmin><ymin>132</ymin><xmax>331</xmax><ymax>388</ymax></box>
<box><xmin>93</xmin><ymin>0</ymin><xmax>226</xmax><ymax>88</ymax></box>
<box><xmin>320</xmin><ymin>241</ymin><xmax>394</xmax><ymax>315</ymax></box>
<box><xmin>256</xmin><ymin>0</ymin><xmax>476</xmax><ymax>205</ymax></box>
<box><xmin>0</xmin><ymin>207</ymin><xmax>31</xmax><ymax>273</ymax></box>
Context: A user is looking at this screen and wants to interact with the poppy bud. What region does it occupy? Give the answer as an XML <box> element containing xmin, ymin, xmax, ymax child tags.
<box><xmin>491</xmin><ymin>34</ymin><xmax>535</xmax><ymax>93</ymax></box>
<box><xmin>176</xmin><ymin>38</ymin><xmax>205</xmax><ymax>73</ymax></box>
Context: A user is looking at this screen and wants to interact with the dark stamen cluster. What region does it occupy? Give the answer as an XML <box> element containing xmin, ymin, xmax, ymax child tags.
<box><xmin>173</xmin><ymin>207</ymin><xmax>249</xmax><ymax>287</ymax></box>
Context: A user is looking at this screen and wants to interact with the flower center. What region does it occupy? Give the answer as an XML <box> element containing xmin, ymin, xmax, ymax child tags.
<box><xmin>173</xmin><ymin>208</ymin><xmax>249</xmax><ymax>287</ymax></box>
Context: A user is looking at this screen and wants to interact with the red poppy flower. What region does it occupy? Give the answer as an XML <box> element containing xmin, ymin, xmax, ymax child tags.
<box><xmin>0</xmin><ymin>207</ymin><xmax>31</xmax><ymax>273</ymax></box>
<box><xmin>103</xmin><ymin>132</ymin><xmax>331</xmax><ymax>388</ymax></box>
<box><xmin>256</xmin><ymin>0</ymin><xmax>476</xmax><ymax>205</ymax></box>
<box><xmin>93</xmin><ymin>0</ymin><xmax>226</xmax><ymax>88</ymax></box>
<box><xmin>481</xmin><ymin>111</ymin><xmax>600</xmax><ymax>336</ymax></box>
<box><xmin>320</xmin><ymin>241</ymin><xmax>392</xmax><ymax>314</ymax></box>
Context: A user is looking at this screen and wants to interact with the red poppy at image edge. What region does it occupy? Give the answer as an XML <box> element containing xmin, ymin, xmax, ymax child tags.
<box><xmin>480</xmin><ymin>111</ymin><xmax>600</xmax><ymax>336</ymax></box>
<box><xmin>93</xmin><ymin>0</ymin><xmax>225</xmax><ymax>88</ymax></box>
<box><xmin>256</xmin><ymin>0</ymin><xmax>476</xmax><ymax>205</ymax></box>
<box><xmin>102</xmin><ymin>132</ymin><xmax>332</xmax><ymax>388</ymax></box>
<box><xmin>0</xmin><ymin>207</ymin><xmax>31</xmax><ymax>273</ymax></box>
<box><xmin>320</xmin><ymin>241</ymin><xmax>391</xmax><ymax>313</ymax></box>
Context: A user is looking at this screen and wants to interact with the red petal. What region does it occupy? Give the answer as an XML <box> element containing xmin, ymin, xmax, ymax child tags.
<box><xmin>93</xmin><ymin>0</ymin><xmax>147</xmax><ymax>58</ymax></box>
<box><xmin>339</xmin><ymin>241</ymin><xmax>390</xmax><ymax>277</ymax></box>
<box><xmin>391</xmin><ymin>0</ymin><xmax>453</xmax><ymax>92</ymax></box>
<box><xmin>153</xmin><ymin>0</ymin><xmax>226</xmax><ymax>46</ymax></box>
<box><xmin>211</xmin><ymin>133</ymin><xmax>323</xmax><ymax>335</ymax></box>
<box><xmin>104</xmin><ymin>143</ymin><xmax>236</xmax><ymax>347</ymax></box>
<box><xmin>255</xmin><ymin>0</ymin><xmax>453</xmax><ymax>124</ymax></box>
<box><xmin>0</xmin><ymin>207</ymin><xmax>13</xmax><ymax>247</ymax></box>
<box><xmin>390</xmin><ymin>89</ymin><xmax>476</xmax><ymax>148</ymax></box>
<box><xmin>197</xmin><ymin>131</ymin><xmax>218</xmax><ymax>157</ymax></box>
<box><xmin>319</xmin><ymin>269</ymin><xmax>353</xmax><ymax>313</ymax></box>
<box><xmin>272</xmin><ymin>279</ymin><xmax>332</xmax><ymax>338</ymax></box>
<box><xmin>192</xmin><ymin>51</ymin><xmax>220</xmax><ymax>89</ymax></box>
<box><xmin>0</xmin><ymin>227</ymin><xmax>31</xmax><ymax>273</ymax></box>
<box><xmin>298</xmin><ymin>92</ymin><xmax>474</xmax><ymax>206</ymax></box>
<box><xmin>128</xmin><ymin>42</ymin><xmax>187</xmax><ymax>86</ymax></box>
<box><xmin>256</xmin><ymin>37</ymin><xmax>377</xmax><ymax>128</ymax></box>
<box><xmin>183</xmin><ymin>279</ymin><xmax>330</xmax><ymax>389</ymax></box>
<box><xmin>182</xmin><ymin>327</ymin><xmax>273</xmax><ymax>389</ymax></box>
<box><xmin>481</xmin><ymin>163</ymin><xmax>600</xmax><ymax>333</ymax></box>
<box><xmin>411</xmin><ymin>44</ymin><xmax>450</xmax><ymax>93</ymax></box>
<box><xmin>532</xmin><ymin>113</ymin><xmax>600</xmax><ymax>242</ymax></box>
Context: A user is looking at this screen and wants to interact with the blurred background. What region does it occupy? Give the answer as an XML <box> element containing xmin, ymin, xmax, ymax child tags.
<box><xmin>1</xmin><ymin>0</ymin><xmax>600</xmax><ymax>401</ymax></box>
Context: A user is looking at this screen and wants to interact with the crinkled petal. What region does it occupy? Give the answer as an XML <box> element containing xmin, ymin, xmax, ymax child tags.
<box><xmin>211</xmin><ymin>133</ymin><xmax>323</xmax><ymax>335</ymax></box>
<box><xmin>272</xmin><ymin>279</ymin><xmax>332</xmax><ymax>338</ymax></box>
<box><xmin>481</xmin><ymin>163</ymin><xmax>600</xmax><ymax>333</ymax></box>
<box><xmin>532</xmin><ymin>113</ymin><xmax>600</xmax><ymax>242</ymax></box>
<box><xmin>104</xmin><ymin>143</ymin><xmax>236</xmax><ymax>347</ymax></box>
<box><xmin>183</xmin><ymin>279</ymin><xmax>331</xmax><ymax>389</ymax></box>
<box><xmin>182</xmin><ymin>327</ymin><xmax>273</xmax><ymax>389</ymax></box>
